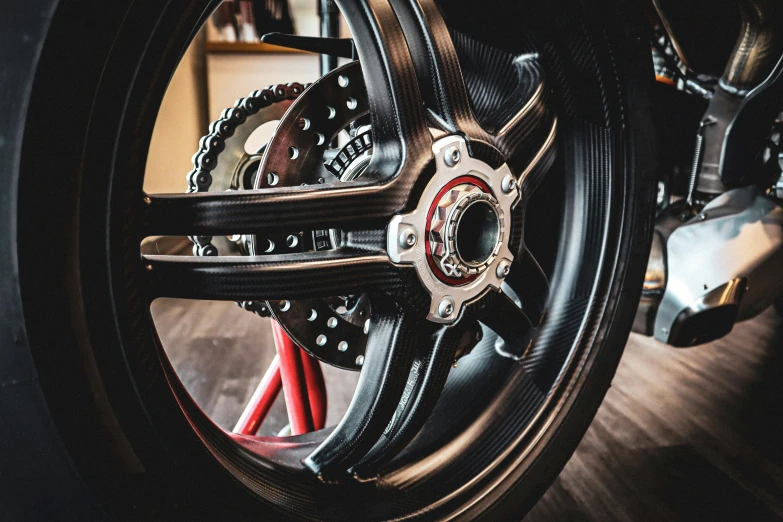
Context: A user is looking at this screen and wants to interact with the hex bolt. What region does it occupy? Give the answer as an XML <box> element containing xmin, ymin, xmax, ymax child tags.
<box><xmin>438</xmin><ymin>297</ymin><xmax>455</xmax><ymax>318</ymax></box>
<box><xmin>398</xmin><ymin>226</ymin><xmax>418</xmax><ymax>249</ymax></box>
<box><xmin>496</xmin><ymin>259</ymin><xmax>512</xmax><ymax>278</ymax></box>
<box><xmin>444</xmin><ymin>145</ymin><xmax>461</xmax><ymax>167</ymax></box>
<box><xmin>501</xmin><ymin>174</ymin><xmax>517</xmax><ymax>194</ymax></box>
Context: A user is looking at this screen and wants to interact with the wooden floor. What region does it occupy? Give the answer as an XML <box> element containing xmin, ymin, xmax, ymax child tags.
<box><xmin>529</xmin><ymin>308</ymin><xmax>783</xmax><ymax>522</ymax></box>
<box><xmin>151</xmin><ymin>300</ymin><xmax>783</xmax><ymax>520</ymax></box>
<box><xmin>151</xmin><ymin>299</ymin><xmax>360</xmax><ymax>436</ymax></box>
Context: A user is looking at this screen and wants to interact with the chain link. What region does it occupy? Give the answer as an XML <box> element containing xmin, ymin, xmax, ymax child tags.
<box><xmin>186</xmin><ymin>82</ymin><xmax>307</xmax><ymax>315</ymax></box>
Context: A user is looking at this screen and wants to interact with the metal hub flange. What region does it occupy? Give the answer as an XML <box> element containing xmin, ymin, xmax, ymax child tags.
<box><xmin>388</xmin><ymin>135</ymin><xmax>519</xmax><ymax>323</ymax></box>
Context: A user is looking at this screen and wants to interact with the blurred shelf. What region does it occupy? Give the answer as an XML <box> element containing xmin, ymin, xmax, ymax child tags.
<box><xmin>205</xmin><ymin>41</ymin><xmax>314</xmax><ymax>54</ymax></box>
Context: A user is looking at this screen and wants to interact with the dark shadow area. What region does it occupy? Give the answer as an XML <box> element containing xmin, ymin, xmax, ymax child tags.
<box><xmin>528</xmin><ymin>308</ymin><xmax>783</xmax><ymax>521</ymax></box>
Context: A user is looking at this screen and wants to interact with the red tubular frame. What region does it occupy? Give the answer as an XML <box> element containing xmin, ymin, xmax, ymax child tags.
<box><xmin>273</xmin><ymin>322</ymin><xmax>315</xmax><ymax>435</ymax></box>
<box><xmin>301</xmin><ymin>349</ymin><xmax>327</xmax><ymax>430</ymax></box>
<box><xmin>232</xmin><ymin>355</ymin><xmax>282</xmax><ymax>435</ymax></box>
<box><xmin>233</xmin><ymin>322</ymin><xmax>328</xmax><ymax>436</ymax></box>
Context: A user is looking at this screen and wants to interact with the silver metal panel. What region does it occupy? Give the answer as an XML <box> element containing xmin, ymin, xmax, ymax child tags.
<box><xmin>655</xmin><ymin>186</ymin><xmax>783</xmax><ymax>343</ymax></box>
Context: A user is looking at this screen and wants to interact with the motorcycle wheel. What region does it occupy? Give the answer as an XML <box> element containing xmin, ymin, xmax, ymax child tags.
<box><xmin>2</xmin><ymin>0</ymin><xmax>656</xmax><ymax>519</ymax></box>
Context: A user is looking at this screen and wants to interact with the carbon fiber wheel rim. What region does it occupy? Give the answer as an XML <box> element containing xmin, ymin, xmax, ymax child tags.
<box><xmin>99</xmin><ymin>0</ymin><xmax>646</xmax><ymax>519</ymax></box>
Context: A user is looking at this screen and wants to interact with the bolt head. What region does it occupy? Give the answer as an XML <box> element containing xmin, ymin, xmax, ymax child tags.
<box><xmin>496</xmin><ymin>259</ymin><xmax>512</xmax><ymax>278</ymax></box>
<box><xmin>438</xmin><ymin>297</ymin><xmax>455</xmax><ymax>318</ymax></box>
<box><xmin>501</xmin><ymin>174</ymin><xmax>517</xmax><ymax>194</ymax></box>
<box><xmin>398</xmin><ymin>227</ymin><xmax>417</xmax><ymax>249</ymax></box>
<box><xmin>444</xmin><ymin>146</ymin><xmax>461</xmax><ymax>167</ymax></box>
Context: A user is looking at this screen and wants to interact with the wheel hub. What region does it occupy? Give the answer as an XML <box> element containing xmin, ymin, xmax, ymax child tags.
<box><xmin>388</xmin><ymin>135</ymin><xmax>519</xmax><ymax>323</ymax></box>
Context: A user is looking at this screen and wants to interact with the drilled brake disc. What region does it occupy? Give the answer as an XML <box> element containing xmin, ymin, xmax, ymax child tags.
<box><xmin>187</xmin><ymin>62</ymin><xmax>373</xmax><ymax>370</ymax></box>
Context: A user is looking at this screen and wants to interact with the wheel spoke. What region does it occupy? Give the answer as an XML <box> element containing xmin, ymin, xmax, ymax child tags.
<box><xmin>143</xmin><ymin>182</ymin><xmax>405</xmax><ymax>237</ymax></box>
<box><xmin>514</xmin><ymin>116</ymin><xmax>558</xmax><ymax>204</ymax></box>
<box><xmin>303</xmin><ymin>297</ymin><xmax>428</xmax><ymax>477</ymax></box>
<box><xmin>504</xmin><ymin>248</ymin><xmax>550</xmax><ymax>327</ymax></box>
<box><xmin>385</xmin><ymin>0</ymin><xmax>556</xmax><ymax>190</ymax></box>
<box><xmin>141</xmin><ymin>249</ymin><xmax>419</xmax><ymax>302</ymax></box>
<box><xmin>335</xmin><ymin>0</ymin><xmax>433</xmax><ymax>181</ymax></box>
<box><xmin>388</xmin><ymin>0</ymin><xmax>487</xmax><ymax>139</ymax></box>
<box><xmin>479</xmin><ymin>248</ymin><xmax>549</xmax><ymax>360</ymax></box>
<box><xmin>351</xmin><ymin>320</ymin><xmax>468</xmax><ymax>476</ymax></box>
<box><xmin>478</xmin><ymin>290</ymin><xmax>535</xmax><ymax>359</ymax></box>
<box><xmin>487</xmin><ymin>56</ymin><xmax>556</xmax><ymax>172</ymax></box>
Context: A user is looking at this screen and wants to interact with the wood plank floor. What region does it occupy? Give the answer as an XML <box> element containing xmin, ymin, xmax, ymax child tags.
<box><xmin>151</xmin><ymin>299</ymin><xmax>360</xmax><ymax>435</ymax></box>
<box><xmin>529</xmin><ymin>307</ymin><xmax>783</xmax><ymax>522</ymax></box>
<box><xmin>151</xmin><ymin>300</ymin><xmax>783</xmax><ymax>520</ymax></box>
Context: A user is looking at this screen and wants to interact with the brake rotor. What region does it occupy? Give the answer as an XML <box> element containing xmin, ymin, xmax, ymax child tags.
<box><xmin>187</xmin><ymin>62</ymin><xmax>373</xmax><ymax>370</ymax></box>
<box><xmin>255</xmin><ymin>62</ymin><xmax>372</xmax><ymax>371</ymax></box>
<box><xmin>254</xmin><ymin>62</ymin><xmax>369</xmax><ymax>194</ymax></box>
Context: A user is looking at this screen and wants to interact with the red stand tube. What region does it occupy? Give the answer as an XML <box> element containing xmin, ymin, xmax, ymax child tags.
<box><xmin>273</xmin><ymin>322</ymin><xmax>314</xmax><ymax>435</ymax></box>
<box><xmin>233</xmin><ymin>355</ymin><xmax>282</xmax><ymax>435</ymax></box>
<box><xmin>300</xmin><ymin>349</ymin><xmax>327</xmax><ymax>430</ymax></box>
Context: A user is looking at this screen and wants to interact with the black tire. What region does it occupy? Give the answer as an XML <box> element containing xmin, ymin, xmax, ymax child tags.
<box><xmin>2</xmin><ymin>0</ymin><xmax>656</xmax><ymax>520</ymax></box>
